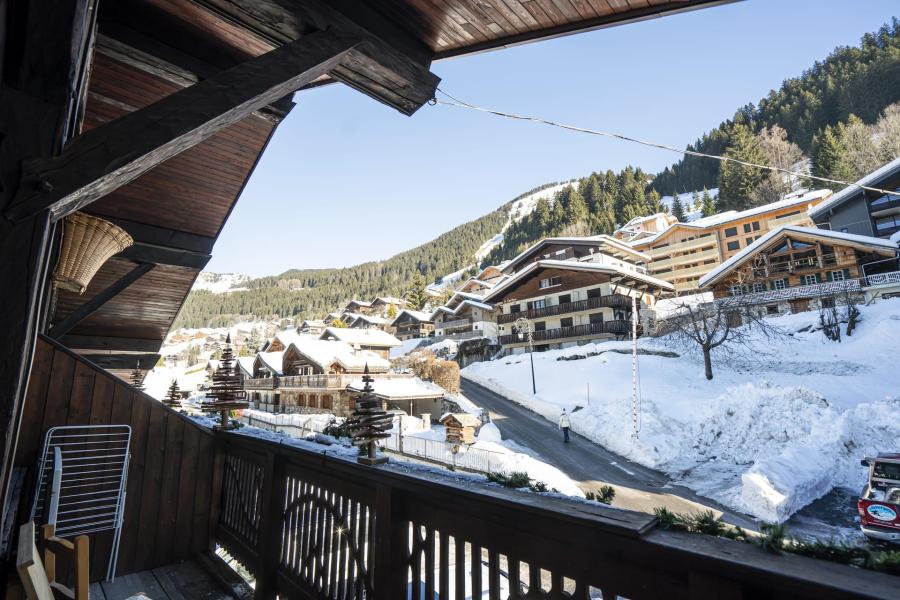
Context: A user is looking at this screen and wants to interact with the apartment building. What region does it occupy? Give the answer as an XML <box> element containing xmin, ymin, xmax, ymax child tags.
<box><xmin>484</xmin><ymin>237</ymin><xmax>674</xmax><ymax>352</ymax></box>
<box><xmin>627</xmin><ymin>189</ymin><xmax>832</xmax><ymax>293</ymax></box>
<box><xmin>810</xmin><ymin>157</ymin><xmax>900</xmax><ymax>239</ymax></box>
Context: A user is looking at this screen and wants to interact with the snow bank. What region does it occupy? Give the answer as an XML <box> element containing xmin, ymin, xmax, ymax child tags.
<box><xmin>463</xmin><ymin>300</ymin><xmax>900</xmax><ymax>522</ymax></box>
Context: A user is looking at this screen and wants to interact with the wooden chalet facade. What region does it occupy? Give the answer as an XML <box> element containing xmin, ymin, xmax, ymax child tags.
<box><xmin>699</xmin><ymin>226</ymin><xmax>900</xmax><ymax>314</ymax></box>
<box><xmin>432</xmin><ymin>293</ymin><xmax>498</xmax><ymax>341</ymax></box>
<box><xmin>390</xmin><ymin>309</ymin><xmax>434</xmax><ymax>341</ymax></box>
<box><xmin>486</xmin><ymin>237</ymin><xmax>673</xmax><ymax>351</ymax></box>
<box><xmin>5</xmin><ymin>1</ymin><xmax>897</xmax><ymax>598</ymax></box>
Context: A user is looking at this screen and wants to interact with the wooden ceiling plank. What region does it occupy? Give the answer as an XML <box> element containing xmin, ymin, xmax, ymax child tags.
<box><xmin>49</xmin><ymin>263</ymin><xmax>156</xmax><ymax>339</ymax></box>
<box><xmin>7</xmin><ymin>30</ymin><xmax>361</xmax><ymax>222</ymax></box>
<box><xmin>87</xmin><ymin>353</ymin><xmax>161</xmax><ymax>370</ymax></box>
<box><xmin>496</xmin><ymin>0</ymin><xmax>542</xmax><ymax>28</ymax></box>
<box><xmin>60</xmin><ymin>335</ymin><xmax>164</xmax><ymax>353</ymax></box>
<box><xmin>567</xmin><ymin>0</ymin><xmax>601</xmax><ymax>19</ymax></box>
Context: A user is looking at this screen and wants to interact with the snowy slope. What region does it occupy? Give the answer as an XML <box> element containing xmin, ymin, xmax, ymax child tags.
<box><xmin>660</xmin><ymin>188</ymin><xmax>719</xmax><ymax>222</ymax></box>
<box><xmin>193</xmin><ymin>271</ymin><xmax>250</xmax><ymax>293</ymax></box>
<box><xmin>463</xmin><ymin>300</ymin><xmax>900</xmax><ymax>523</ymax></box>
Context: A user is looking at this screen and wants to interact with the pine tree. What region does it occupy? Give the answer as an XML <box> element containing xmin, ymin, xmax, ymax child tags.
<box><xmin>386</xmin><ymin>303</ymin><xmax>398</xmax><ymax>320</ymax></box>
<box><xmin>671</xmin><ymin>191</ymin><xmax>687</xmax><ymax>221</ymax></box>
<box><xmin>565</xmin><ymin>188</ymin><xmax>589</xmax><ymax>227</ymax></box>
<box><xmin>130</xmin><ymin>360</ymin><xmax>145</xmax><ymax>392</ymax></box>
<box><xmin>718</xmin><ymin>123</ymin><xmax>768</xmax><ymax>211</ymax></box>
<box><xmin>691</xmin><ymin>190</ymin><xmax>701</xmax><ymax>212</ymax></box>
<box><xmin>701</xmin><ymin>187</ymin><xmax>716</xmax><ymax>217</ymax></box>
<box><xmin>203</xmin><ymin>334</ymin><xmax>247</xmax><ymax>429</ymax></box>
<box><xmin>646</xmin><ymin>189</ymin><xmax>663</xmax><ymax>213</ymax></box>
<box><xmin>405</xmin><ymin>272</ymin><xmax>428</xmax><ymax>310</ymax></box>
<box><xmin>811</xmin><ymin>124</ymin><xmax>855</xmax><ymax>190</ymax></box>
<box><xmin>163</xmin><ymin>379</ymin><xmax>181</xmax><ymax>409</ymax></box>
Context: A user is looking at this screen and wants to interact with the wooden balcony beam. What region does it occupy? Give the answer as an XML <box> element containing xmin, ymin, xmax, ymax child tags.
<box><xmin>48</xmin><ymin>263</ymin><xmax>155</xmax><ymax>339</ymax></box>
<box><xmin>86</xmin><ymin>352</ymin><xmax>160</xmax><ymax>370</ymax></box>
<box><xmin>59</xmin><ymin>334</ymin><xmax>162</xmax><ymax>353</ymax></box>
<box><xmin>6</xmin><ymin>30</ymin><xmax>361</xmax><ymax>222</ymax></box>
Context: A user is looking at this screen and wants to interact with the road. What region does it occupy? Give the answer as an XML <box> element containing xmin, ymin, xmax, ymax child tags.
<box><xmin>461</xmin><ymin>379</ymin><xmax>862</xmax><ymax>541</ymax></box>
<box><xmin>460</xmin><ymin>378</ymin><xmax>760</xmax><ymax>530</ymax></box>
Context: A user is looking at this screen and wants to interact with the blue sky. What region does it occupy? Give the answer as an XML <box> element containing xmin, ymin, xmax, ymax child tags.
<box><xmin>208</xmin><ymin>0</ymin><xmax>898</xmax><ymax>277</ymax></box>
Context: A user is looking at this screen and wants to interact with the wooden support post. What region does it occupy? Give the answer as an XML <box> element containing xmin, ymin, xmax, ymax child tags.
<box><xmin>48</xmin><ymin>262</ymin><xmax>155</xmax><ymax>339</ymax></box>
<box><xmin>373</xmin><ymin>483</ymin><xmax>407</xmax><ymax>599</ymax></box>
<box><xmin>254</xmin><ymin>449</ymin><xmax>283</xmax><ymax>600</ymax></box>
<box><xmin>0</xmin><ymin>0</ymin><xmax>98</xmax><ymax>538</ymax></box>
<box><xmin>7</xmin><ymin>30</ymin><xmax>362</xmax><ymax>222</ymax></box>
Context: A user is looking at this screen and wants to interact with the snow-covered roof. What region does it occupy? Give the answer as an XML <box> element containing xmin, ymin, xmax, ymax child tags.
<box><xmin>345</xmin><ymin>299</ymin><xmax>373</xmax><ymax>308</ymax></box>
<box><xmin>504</xmin><ymin>235</ymin><xmax>650</xmax><ymax>272</ymax></box>
<box><xmin>320</xmin><ymin>327</ymin><xmax>402</xmax><ymax>347</ymax></box>
<box><xmin>236</xmin><ymin>357</ymin><xmax>255</xmax><ymax>377</ymax></box>
<box><xmin>390</xmin><ymin>309</ymin><xmax>434</xmax><ymax>327</ymax></box>
<box><xmin>809</xmin><ymin>157</ymin><xmax>900</xmax><ymax>219</ymax></box>
<box><xmin>484</xmin><ymin>259</ymin><xmax>674</xmax><ymax>302</ymax></box>
<box><xmin>285</xmin><ymin>339</ymin><xmax>389</xmax><ymax>372</ymax></box>
<box><xmin>372</xmin><ymin>296</ymin><xmax>404</xmax><ymax>305</ymax></box>
<box><xmin>633</xmin><ymin>190</ymin><xmax>832</xmax><ymax>247</ymax></box>
<box><xmin>346</xmin><ymin>376</ymin><xmax>445</xmax><ymax>400</ymax></box>
<box><xmin>351</xmin><ymin>314</ymin><xmax>389</xmax><ymax>325</ymax></box>
<box><xmin>255</xmin><ymin>351</ymin><xmax>284</xmax><ymax>376</ymax></box>
<box><xmin>699</xmin><ymin>225</ymin><xmax>900</xmax><ymax>288</ymax></box>
<box><xmin>299</xmin><ymin>319</ymin><xmax>325</xmax><ymax>328</ymax></box>
<box><xmin>440</xmin><ymin>412</ymin><xmax>481</xmax><ymax>427</ymax></box>
<box><xmin>270</xmin><ymin>329</ymin><xmax>305</xmax><ymax>349</ymax></box>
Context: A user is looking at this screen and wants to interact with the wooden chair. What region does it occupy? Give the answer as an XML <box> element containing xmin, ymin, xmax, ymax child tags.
<box><xmin>16</xmin><ymin>521</ymin><xmax>89</xmax><ymax>600</ymax></box>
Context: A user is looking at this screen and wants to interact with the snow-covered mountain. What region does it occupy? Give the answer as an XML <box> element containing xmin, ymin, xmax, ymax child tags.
<box><xmin>192</xmin><ymin>271</ymin><xmax>250</xmax><ymax>293</ymax></box>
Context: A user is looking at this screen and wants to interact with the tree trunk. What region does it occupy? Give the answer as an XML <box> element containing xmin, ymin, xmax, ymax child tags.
<box><xmin>702</xmin><ymin>346</ymin><xmax>714</xmax><ymax>380</ymax></box>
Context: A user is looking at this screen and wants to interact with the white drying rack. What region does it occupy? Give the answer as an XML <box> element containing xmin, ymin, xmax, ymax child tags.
<box><xmin>30</xmin><ymin>425</ymin><xmax>131</xmax><ymax>581</ymax></box>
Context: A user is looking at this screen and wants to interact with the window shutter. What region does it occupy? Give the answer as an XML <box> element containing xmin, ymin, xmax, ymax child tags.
<box><xmin>826</xmin><ymin>271</ymin><xmax>833</xmax><ymax>282</ymax></box>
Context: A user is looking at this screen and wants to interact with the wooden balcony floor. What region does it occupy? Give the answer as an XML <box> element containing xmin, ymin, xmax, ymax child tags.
<box><xmin>89</xmin><ymin>559</ymin><xmax>249</xmax><ymax>600</ymax></box>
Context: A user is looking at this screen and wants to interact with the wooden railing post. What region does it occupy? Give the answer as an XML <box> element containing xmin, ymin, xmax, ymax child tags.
<box><xmin>254</xmin><ymin>448</ymin><xmax>284</xmax><ymax>600</ymax></box>
<box><xmin>374</xmin><ymin>483</ymin><xmax>407</xmax><ymax>599</ymax></box>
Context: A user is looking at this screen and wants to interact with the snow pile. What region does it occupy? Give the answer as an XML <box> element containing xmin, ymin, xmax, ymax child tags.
<box><xmin>463</xmin><ymin>300</ymin><xmax>900</xmax><ymax>522</ymax></box>
<box><xmin>477</xmin><ymin>422</ymin><xmax>502</xmax><ymax>442</ymax></box>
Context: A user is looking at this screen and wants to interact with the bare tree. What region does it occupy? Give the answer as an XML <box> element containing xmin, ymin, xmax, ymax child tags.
<box><xmin>750</xmin><ymin>125</ymin><xmax>804</xmax><ymax>205</ymax></box>
<box><xmin>658</xmin><ymin>298</ymin><xmax>787</xmax><ymax>380</ymax></box>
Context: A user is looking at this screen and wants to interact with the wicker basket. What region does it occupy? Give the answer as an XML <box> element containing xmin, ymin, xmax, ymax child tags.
<box><xmin>53</xmin><ymin>212</ymin><xmax>133</xmax><ymax>294</ymax></box>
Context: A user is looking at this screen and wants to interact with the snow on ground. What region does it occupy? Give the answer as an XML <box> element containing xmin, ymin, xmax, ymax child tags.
<box><xmin>463</xmin><ymin>300</ymin><xmax>900</xmax><ymax>522</ymax></box>
<box><xmin>660</xmin><ymin>188</ymin><xmax>718</xmax><ymax>222</ymax></box>
<box><xmin>390</xmin><ymin>337</ymin><xmax>431</xmax><ymax>358</ymax></box>
<box><xmin>192</xmin><ymin>271</ymin><xmax>250</xmax><ymax>293</ymax></box>
<box><xmin>143</xmin><ymin>362</ymin><xmax>208</xmax><ymax>400</ymax></box>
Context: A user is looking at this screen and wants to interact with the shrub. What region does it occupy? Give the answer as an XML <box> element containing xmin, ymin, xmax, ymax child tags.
<box><xmin>323</xmin><ymin>417</ymin><xmax>351</xmax><ymax>439</ymax></box>
<box><xmin>431</xmin><ymin>359</ymin><xmax>460</xmax><ymax>393</ymax></box>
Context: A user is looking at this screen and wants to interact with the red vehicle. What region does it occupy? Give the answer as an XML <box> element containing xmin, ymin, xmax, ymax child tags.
<box><xmin>858</xmin><ymin>453</ymin><xmax>900</xmax><ymax>543</ymax></box>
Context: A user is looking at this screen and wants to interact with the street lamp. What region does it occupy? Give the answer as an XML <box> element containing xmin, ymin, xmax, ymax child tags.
<box><xmin>514</xmin><ymin>317</ymin><xmax>536</xmax><ymax>394</ymax></box>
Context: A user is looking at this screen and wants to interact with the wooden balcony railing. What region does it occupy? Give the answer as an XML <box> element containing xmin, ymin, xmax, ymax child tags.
<box><xmin>278</xmin><ymin>374</ymin><xmax>345</xmax><ymax>389</ymax></box>
<box><xmin>212</xmin><ymin>432</ymin><xmax>897</xmax><ymax>599</ymax></box>
<box><xmin>498</xmin><ymin>295</ymin><xmax>632</xmax><ymax>324</ymax></box>
<box><xmin>244</xmin><ymin>377</ymin><xmax>275</xmax><ymax>390</ymax></box>
<box><xmin>437</xmin><ymin>316</ymin><xmax>473</xmax><ymax>330</ymax></box>
<box><xmin>498</xmin><ymin>320</ymin><xmax>630</xmax><ymax>345</ymax></box>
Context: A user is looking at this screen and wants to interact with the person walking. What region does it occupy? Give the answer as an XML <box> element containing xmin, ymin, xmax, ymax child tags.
<box><xmin>559</xmin><ymin>409</ymin><xmax>571</xmax><ymax>443</ymax></box>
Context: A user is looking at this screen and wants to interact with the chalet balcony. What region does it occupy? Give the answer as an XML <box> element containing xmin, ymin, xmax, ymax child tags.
<box><xmin>499</xmin><ymin>319</ymin><xmax>630</xmax><ymax>345</ymax></box>
<box><xmin>497</xmin><ymin>294</ymin><xmax>632</xmax><ymax>324</ymax></box>
<box><xmin>278</xmin><ymin>373</ymin><xmax>345</xmax><ymax>388</ymax></box>
<box><xmin>719</xmin><ymin>271</ymin><xmax>900</xmax><ymax>306</ymax></box>
<box><xmin>752</xmin><ymin>253</ymin><xmax>839</xmax><ymax>277</ymax></box>
<box><xmin>437</xmin><ymin>329</ymin><xmax>492</xmax><ymax>342</ymax></box>
<box><xmin>244</xmin><ymin>376</ymin><xmax>276</xmax><ymax>390</ymax></box>
<box><xmin>437</xmin><ymin>316</ymin><xmax>473</xmax><ymax>331</ymax></box>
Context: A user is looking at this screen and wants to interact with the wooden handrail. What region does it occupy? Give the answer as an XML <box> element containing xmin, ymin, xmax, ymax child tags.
<box><xmin>211</xmin><ymin>432</ymin><xmax>898</xmax><ymax>599</ymax></box>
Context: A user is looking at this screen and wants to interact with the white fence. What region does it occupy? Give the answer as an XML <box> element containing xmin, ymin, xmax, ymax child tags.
<box><xmin>241</xmin><ymin>411</ymin><xmax>507</xmax><ymax>474</ymax></box>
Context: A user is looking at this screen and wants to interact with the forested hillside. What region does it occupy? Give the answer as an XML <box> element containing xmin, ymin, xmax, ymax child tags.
<box><xmin>653</xmin><ymin>18</ymin><xmax>900</xmax><ymax>195</ymax></box>
<box><xmin>173</xmin><ymin>19</ymin><xmax>900</xmax><ymax>329</ymax></box>
<box><xmin>173</xmin><ymin>207</ymin><xmax>508</xmax><ymax>328</ymax></box>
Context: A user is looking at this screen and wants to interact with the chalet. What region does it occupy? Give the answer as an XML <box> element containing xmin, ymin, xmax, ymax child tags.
<box><xmin>698</xmin><ymin>226</ymin><xmax>900</xmax><ymax>314</ymax></box>
<box><xmin>323</xmin><ymin>312</ymin><xmax>343</xmax><ymax>326</ymax></box>
<box><xmin>252</xmin><ymin>351</ymin><xmax>284</xmax><ymax>378</ymax></box>
<box><xmin>344</xmin><ymin>299</ymin><xmax>375</xmax><ymax>315</ymax></box>
<box><xmin>319</xmin><ymin>326</ymin><xmax>402</xmax><ymax>359</ymax></box>
<box><xmin>348</xmin><ymin>313</ymin><xmax>391</xmax><ymax>330</ymax></box>
<box><xmin>485</xmin><ymin>240</ymin><xmax>674</xmax><ymax>351</ymax></box>
<box><xmin>235</xmin><ymin>357</ymin><xmax>255</xmax><ymax>381</ymax></box>
<box><xmin>346</xmin><ymin>377</ymin><xmax>445</xmax><ymax>418</ymax></box>
<box><xmin>810</xmin><ymin>157</ymin><xmax>900</xmax><ymax>239</ymax></box>
<box><xmin>4</xmin><ymin>1</ymin><xmax>889</xmax><ymax>597</ymax></box>
<box><xmin>297</xmin><ymin>319</ymin><xmax>326</xmax><ymax>335</ymax></box>
<box><xmin>432</xmin><ymin>293</ymin><xmax>498</xmax><ymax>341</ymax></box>
<box><xmin>614</xmin><ymin>212</ymin><xmax>679</xmax><ymax>244</ymax></box>
<box><xmin>263</xmin><ymin>329</ymin><xmax>305</xmax><ymax>352</ymax></box>
<box><xmin>390</xmin><ymin>310</ymin><xmax>435</xmax><ymax>341</ymax></box>
<box><xmin>371</xmin><ymin>296</ymin><xmax>406</xmax><ymax>317</ymax></box>
<box><xmin>627</xmin><ymin>190</ymin><xmax>832</xmax><ymax>292</ymax></box>
<box><xmin>440</xmin><ymin>413</ymin><xmax>483</xmax><ymax>445</ymax></box>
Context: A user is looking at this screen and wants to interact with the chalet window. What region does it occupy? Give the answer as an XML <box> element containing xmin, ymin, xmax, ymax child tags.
<box><xmin>558</xmin><ymin>294</ymin><xmax>572</xmax><ymax>305</ymax></box>
<box><xmin>743</xmin><ymin>223</ymin><xmax>752</xmax><ymax>233</ymax></box>
<box><xmin>539</xmin><ymin>276</ymin><xmax>562</xmax><ymax>289</ymax></box>
<box><xmin>875</xmin><ymin>215</ymin><xmax>900</xmax><ymax>232</ymax></box>
<box><xmin>527</xmin><ymin>299</ymin><xmax>546</xmax><ymax>310</ymax></box>
<box><xmin>729</xmin><ymin>285</ymin><xmax>745</xmax><ymax>296</ymax></box>
<box><xmin>766</xmin><ymin>305</ymin><xmax>779</xmax><ymax>315</ymax></box>
<box><xmin>587</xmin><ymin>287</ymin><xmax>604</xmax><ymax>298</ymax></box>
<box><xmin>533</xmin><ymin>321</ymin><xmax>546</xmax><ymax>332</ymax></box>
<box><xmin>803</xmin><ymin>274</ymin><xmax>817</xmax><ymax>286</ymax></box>
<box><xmin>560</xmin><ymin>317</ymin><xmax>574</xmax><ymax>328</ymax></box>
<box><xmin>869</xmin><ymin>188</ymin><xmax>900</xmax><ymax>208</ymax></box>
<box><xmin>589</xmin><ymin>312</ymin><xmax>604</xmax><ymax>324</ymax></box>
<box><xmin>727</xmin><ymin>241</ymin><xmax>740</xmax><ymax>251</ymax></box>
<box><xmin>724</xmin><ymin>227</ymin><xmax>738</xmax><ymax>238</ymax></box>
<box><xmin>745</xmin><ymin>238</ymin><xmax>754</xmax><ymax>247</ymax></box>
<box><xmin>509</xmin><ymin>304</ymin><xmax>521</xmax><ymax>314</ymax></box>
<box><xmin>830</xmin><ymin>270</ymin><xmax>845</xmax><ymax>282</ymax></box>
<box><xmin>752</xmin><ymin>283</ymin><xmax>765</xmax><ymax>293</ymax></box>
<box><xmin>773</xmin><ymin>279</ymin><xmax>786</xmax><ymax>290</ymax></box>
<box><xmin>321</xmin><ymin>395</ymin><xmax>332</xmax><ymax>410</ymax></box>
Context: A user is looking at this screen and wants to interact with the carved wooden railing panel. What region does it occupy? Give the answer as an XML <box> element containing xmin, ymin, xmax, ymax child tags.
<box><xmin>213</xmin><ymin>432</ymin><xmax>899</xmax><ymax>600</ymax></box>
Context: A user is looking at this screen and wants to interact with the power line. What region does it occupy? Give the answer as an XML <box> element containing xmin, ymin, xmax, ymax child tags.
<box><xmin>432</xmin><ymin>89</ymin><xmax>898</xmax><ymax>198</ymax></box>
